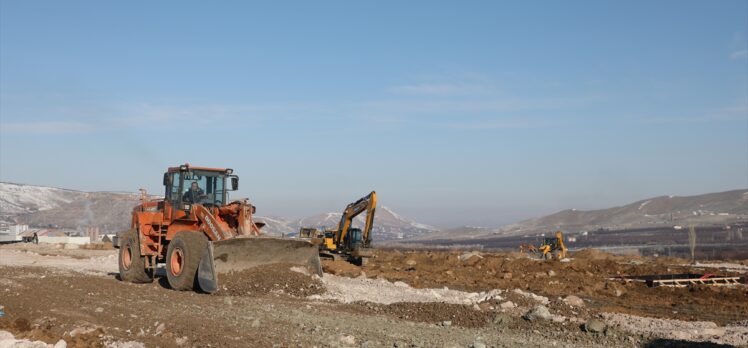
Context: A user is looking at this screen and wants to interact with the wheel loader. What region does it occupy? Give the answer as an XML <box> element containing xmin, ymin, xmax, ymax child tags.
<box><xmin>115</xmin><ymin>164</ymin><xmax>322</xmax><ymax>293</ymax></box>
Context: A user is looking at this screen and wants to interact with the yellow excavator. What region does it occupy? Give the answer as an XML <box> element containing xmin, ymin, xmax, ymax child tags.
<box><xmin>538</xmin><ymin>231</ymin><xmax>567</xmax><ymax>260</ymax></box>
<box><xmin>300</xmin><ymin>191</ymin><xmax>377</xmax><ymax>265</ymax></box>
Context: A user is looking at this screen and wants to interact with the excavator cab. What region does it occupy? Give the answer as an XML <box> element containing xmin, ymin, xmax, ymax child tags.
<box><xmin>344</xmin><ymin>228</ymin><xmax>364</xmax><ymax>250</ymax></box>
<box><xmin>542</xmin><ymin>237</ymin><xmax>559</xmax><ymax>249</ymax></box>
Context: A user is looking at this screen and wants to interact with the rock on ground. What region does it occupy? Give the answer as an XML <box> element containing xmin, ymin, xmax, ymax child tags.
<box><xmin>584</xmin><ymin>319</ymin><xmax>606</xmax><ymax>333</ymax></box>
<box><xmin>523</xmin><ymin>305</ymin><xmax>552</xmax><ymax>321</ymax></box>
<box><xmin>563</xmin><ymin>295</ymin><xmax>585</xmax><ymax>307</ymax></box>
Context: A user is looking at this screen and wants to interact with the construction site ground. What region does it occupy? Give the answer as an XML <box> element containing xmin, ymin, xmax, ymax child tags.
<box><xmin>0</xmin><ymin>243</ymin><xmax>747</xmax><ymax>348</ymax></box>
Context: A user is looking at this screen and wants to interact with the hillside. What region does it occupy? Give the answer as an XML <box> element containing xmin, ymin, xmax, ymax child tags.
<box><xmin>17</xmin><ymin>192</ymin><xmax>144</xmax><ymax>231</ymax></box>
<box><xmin>0</xmin><ymin>182</ymin><xmax>86</xmax><ymax>218</ymax></box>
<box><xmin>500</xmin><ymin>189</ymin><xmax>748</xmax><ymax>235</ymax></box>
<box><xmin>403</xmin><ymin>189</ymin><xmax>748</xmax><ymax>243</ymax></box>
<box><xmin>1</xmin><ymin>182</ymin><xmax>437</xmax><ymax>240</ymax></box>
<box><xmin>290</xmin><ymin>206</ymin><xmax>438</xmax><ymax>240</ymax></box>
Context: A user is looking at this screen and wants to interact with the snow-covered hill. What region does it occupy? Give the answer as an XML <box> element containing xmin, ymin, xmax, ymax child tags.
<box><xmin>1</xmin><ymin>182</ymin><xmax>439</xmax><ymax>240</ymax></box>
<box><xmin>242</xmin><ymin>206</ymin><xmax>440</xmax><ymax>240</ymax></box>
<box><xmin>0</xmin><ymin>182</ymin><xmax>86</xmax><ymax>217</ymax></box>
<box><xmin>253</xmin><ymin>216</ymin><xmax>297</xmax><ymax>236</ymax></box>
<box><xmin>290</xmin><ymin>205</ymin><xmax>438</xmax><ymax>240</ymax></box>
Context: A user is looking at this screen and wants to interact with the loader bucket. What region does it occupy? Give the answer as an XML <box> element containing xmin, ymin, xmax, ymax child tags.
<box><xmin>196</xmin><ymin>237</ymin><xmax>322</xmax><ymax>293</ymax></box>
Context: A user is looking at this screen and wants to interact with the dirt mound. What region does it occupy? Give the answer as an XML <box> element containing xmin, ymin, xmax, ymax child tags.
<box><xmin>217</xmin><ymin>263</ymin><xmax>324</xmax><ymax>297</ymax></box>
<box><xmin>322</xmin><ymin>260</ymin><xmax>362</xmax><ymax>277</ymax></box>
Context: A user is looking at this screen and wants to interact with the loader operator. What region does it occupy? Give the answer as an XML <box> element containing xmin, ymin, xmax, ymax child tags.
<box><xmin>182</xmin><ymin>181</ymin><xmax>205</xmax><ymax>204</ymax></box>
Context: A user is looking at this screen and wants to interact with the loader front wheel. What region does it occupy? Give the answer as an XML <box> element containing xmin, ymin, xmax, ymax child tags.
<box><xmin>118</xmin><ymin>229</ymin><xmax>152</xmax><ymax>283</ymax></box>
<box><xmin>166</xmin><ymin>232</ymin><xmax>207</xmax><ymax>291</ymax></box>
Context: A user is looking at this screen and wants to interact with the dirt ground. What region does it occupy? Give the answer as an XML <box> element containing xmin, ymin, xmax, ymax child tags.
<box><xmin>322</xmin><ymin>249</ymin><xmax>748</xmax><ymax>325</ymax></box>
<box><xmin>1</xmin><ymin>242</ymin><xmax>747</xmax><ymax>347</ymax></box>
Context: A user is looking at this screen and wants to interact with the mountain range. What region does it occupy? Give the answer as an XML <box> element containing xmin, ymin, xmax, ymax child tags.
<box><xmin>403</xmin><ymin>189</ymin><xmax>748</xmax><ymax>243</ymax></box>
<box><xmin>0</xmin><ymin>182</ymin><xmax>437</xmax><ymax>240</ymax></box>
<box><xmin>2</xmin><ymin>182</ymin><xmax>746</xmax><ymax>243</ymax></box>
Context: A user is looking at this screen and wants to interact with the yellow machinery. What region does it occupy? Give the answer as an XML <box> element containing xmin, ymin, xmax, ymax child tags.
<box><xmin>538</xmin><ymin>231</ymin><xmax>567</xmax><ymax>260</ymax></box>
<box><xmin>300</xmin><ymin>191</ymin><xmax>377</xmax><ymax>265</ymax></box>
<box><xmin>298</xmin><ymin>227</ymin><xmax>337</xmax><ymax>251</ymax></box>
<box><xmin>298</xmin><ymin>227</ymin><xmax>322</xmax><ymax>239</ymax></box>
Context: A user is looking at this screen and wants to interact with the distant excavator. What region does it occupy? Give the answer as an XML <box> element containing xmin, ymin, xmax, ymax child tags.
<box><xmin>538</xmin><ymin>231</ymin><xmax>568</xmax><ymax>260</ymax></box>
<box><xmin>299</xmin><ymin>191</ymin><xmax>376</xmax><ymax>265</ymax></box>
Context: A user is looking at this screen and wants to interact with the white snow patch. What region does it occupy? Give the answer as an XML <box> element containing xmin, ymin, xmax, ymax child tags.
<box><xmin>0</xmin><ymin>182</ymin><xmax>84</xmax><ymax>215</ymax></box>
<box><xmin>410</xmin><ymin>222</ymin><xmax>438</xmax><ymax>231</ymax></box>
<box><xmin>307</xmin><ymin>272</ymin><xmax>503</xmax><ymax>305</ymax></box>
<box><xmin>638</xmin><ymin>200</ymin><xmax>651</xmax><ymax>210</ymax></box>
<box><xmin>380</xmin><ymin>206</ymin><xmax>403</xmax><ymax>221</ymax></box>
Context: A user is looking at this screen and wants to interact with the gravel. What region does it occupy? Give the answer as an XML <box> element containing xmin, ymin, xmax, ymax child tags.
<box><xmin>602</xmin><ymin>312</ymin><xmax>748</xmax><ymax>346</ymax></box>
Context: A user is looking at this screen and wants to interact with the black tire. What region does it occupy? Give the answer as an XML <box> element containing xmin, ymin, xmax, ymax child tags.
<box><xmin>352</xmin><ymin>257</ymin><xmax>368</xmax><ymax>266</ymax></box>
<box><xmin>165</xmin><ymin>232</ymin><xmax>208</xmax><ymax>291</ymax></box>
<box><xmin>118</xmin><ymin>229</ymin><xmax>153</xmax><ymax>283</ymax></box>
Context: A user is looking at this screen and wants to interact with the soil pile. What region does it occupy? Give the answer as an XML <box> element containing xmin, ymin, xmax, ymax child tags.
<box><xmin>218</xmin><ymin>263</ymin><xmax>325</xmax><ymax>297</ymax></box>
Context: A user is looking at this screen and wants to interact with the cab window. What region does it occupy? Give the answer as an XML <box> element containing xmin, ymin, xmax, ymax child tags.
<box><xmin>166</xmin><ymin>172</ymin><xmax>181</xmax><ymax>205</ymax></box>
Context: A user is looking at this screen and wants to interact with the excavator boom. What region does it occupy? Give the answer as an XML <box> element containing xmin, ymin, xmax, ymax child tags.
<box><xmin>335</xmin><ymin>191</ymin><xmax>377</xmax><ymax>247</ymax></box>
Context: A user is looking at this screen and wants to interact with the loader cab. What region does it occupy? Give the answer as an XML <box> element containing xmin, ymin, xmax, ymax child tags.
<box><xmin>164</xmin><ymin>165</ymin><xmax>238</xmax><ymax>217</ymax></box>
<box><xmin>542</xmin><ymin>237</ymin><xmax>559</xmax><ymax>250</ymax></box>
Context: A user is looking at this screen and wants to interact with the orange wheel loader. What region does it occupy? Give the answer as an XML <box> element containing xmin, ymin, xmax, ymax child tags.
<box><xmin>115</xmin><ymin>163</ymin><xmax>322</xmax><ymax>293</ymax></box>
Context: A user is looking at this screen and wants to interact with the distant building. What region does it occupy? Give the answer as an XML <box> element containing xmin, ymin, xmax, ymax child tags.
<box><xmin>0</xmin><ymin>224</ymin><xmax>30</xmax><ymax>242</ymax></box>
<box><xmin>10</xmin><ymin>224</ymin><xmax>28</xmax><ymax>234</ymax></box>
<box><xmin>86</xmin><ymin>226</ymin><xmax>100</xmax><ymax>242</ymax></box>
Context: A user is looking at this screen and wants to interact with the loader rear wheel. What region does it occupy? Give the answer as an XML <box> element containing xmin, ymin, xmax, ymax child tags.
<box><xmin>118</xmin><ymin>229</ymin><xmax>152</xmax><ymax>283</ymax></box>
<box><xmin>166</xmin><ymin>232</ymin><xmax>207</xmax><ymax>291</ymax></box>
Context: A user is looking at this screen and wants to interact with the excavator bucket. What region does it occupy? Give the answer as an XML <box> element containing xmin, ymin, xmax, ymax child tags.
<box><xmin>196</xmin><ymin>237</ymin><xmax>322</xmax><ymax>293</ymax></box>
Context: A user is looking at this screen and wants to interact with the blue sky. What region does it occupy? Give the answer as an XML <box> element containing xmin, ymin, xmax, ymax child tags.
<box><xmin>1</xmin><ymin>1</ymin><xmax>746</xmax><ymax>227</ymax></box>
